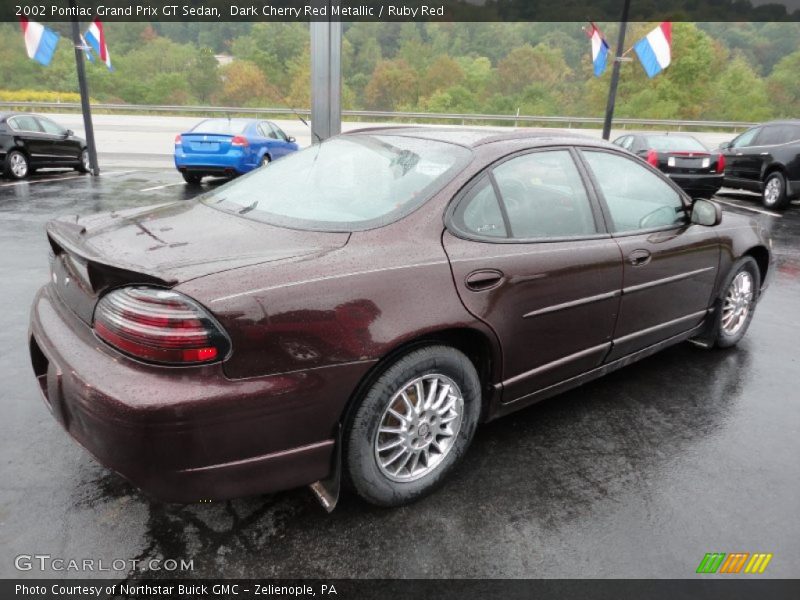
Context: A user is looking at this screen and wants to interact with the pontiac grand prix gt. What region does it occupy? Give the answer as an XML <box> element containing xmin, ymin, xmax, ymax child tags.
<box><xmin>29</xmin><ymin>128</ymin><xmax>772</xmax><ymax>507</ymax></box>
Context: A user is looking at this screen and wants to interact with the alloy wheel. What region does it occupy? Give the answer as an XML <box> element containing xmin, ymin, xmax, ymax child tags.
<box><xmin>721</xmin><ymin>271</ymin><xmax>754</xmax><ymax>336</ymax></box>
<box><xmin>764</xmin><ymin>177</ymin><xmax>781</xmax><ymax>206</ymax></box>
<box><xmin>374</xmin><ymin>374</ymin><xmax>464</xmax><ymax>482</ymax></box>
<box><xmin>9</xmin><ymin>153</ymin><xmax>28</xmax><ymax>178</ymax></box>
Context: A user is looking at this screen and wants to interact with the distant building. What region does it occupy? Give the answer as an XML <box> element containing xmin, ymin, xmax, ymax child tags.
<box><xmin>214</xmin><ymin>54</ymin><xmax>234</xmax><ymax>67</ymax></box>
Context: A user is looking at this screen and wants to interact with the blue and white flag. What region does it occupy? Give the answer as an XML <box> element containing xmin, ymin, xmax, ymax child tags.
<box><xmin>587</xmin><ymin>23</ymin><xmax>609</xmax><ymax>77</ymax></box>
<box><xmin>84</xmin><ymin>19</ymin><xmax>112</xmax><ymax>71</ymax></box>
<box><xmin>634</xmin><ymin>22</ymin><xmax>673</xmax><ymax>78</ymax></box>
<box><xmin>20</xmin><ymin>17</ymin><xmax>60</xmax><ymax>66</ymax></box>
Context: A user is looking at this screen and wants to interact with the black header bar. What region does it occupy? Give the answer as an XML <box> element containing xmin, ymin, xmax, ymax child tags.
<box><xmin>3</xmin><ymin>0</ymin><xmax>800</xmax><ymax>22</ymax></box>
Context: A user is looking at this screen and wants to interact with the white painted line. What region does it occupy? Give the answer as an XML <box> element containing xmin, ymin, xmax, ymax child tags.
<box><xmin>714</xmin><ymin>198</ymin><xmax>782</xmax><ymax>218</ymax></box>
<box><xmin>101</xmin><ymin>170</ymin><xmax>138</xmax><ymax>177</ymax></box>
<box><xmin>0</xmin><ymin>174</ymin><xmax>85</xmax><ymax>188</ymax></box>
<box><xmin>140</xmin><ymin>181</ymin><xmax>186</xmax><ymax>192</ymax></box>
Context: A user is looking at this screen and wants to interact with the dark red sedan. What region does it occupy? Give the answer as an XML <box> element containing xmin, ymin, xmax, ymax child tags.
<box><xmin>29</xmin><ymin>128</ymin><xmax>772</xmax><ymax>507</ymax></box>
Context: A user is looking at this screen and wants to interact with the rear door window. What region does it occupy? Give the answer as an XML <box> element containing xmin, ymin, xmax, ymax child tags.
<box><xmin>452</xmin><ymin>177</ymin><xmax>508</xmax><ymax>239</ymax></box>
<box><xmin>786</xmin><ymin>125</ymin><xmax>800</xmax><ymax>143</ymax></box>
<box><xmin>756</xmin><ymin>126</ymin><xmax>787</xmax><ymax>146</ymax></box>
<box><xmin>491</xmin><ymin>150</ymin><xmax>598</xmax><ymax>239</ymax></box>
<box><xmin>8</xmin><ymin>116</ymin><xmax>42</xmax><ymax>132</ymax></box>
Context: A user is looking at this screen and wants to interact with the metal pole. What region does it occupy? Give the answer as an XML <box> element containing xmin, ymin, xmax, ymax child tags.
<box><xmin>69</xmin><ymin>0</ymin><xmax>99</xmax><ymax>174</ymax></box>
<box><xmin>602</xmin><ymin>0</ymin><xmax>631</xmax><ymax>141</ymax></box>
<box><xmin>310</xmin><ymin>1</ymin><xmax>341</xmax><ymax>142</ymax></box>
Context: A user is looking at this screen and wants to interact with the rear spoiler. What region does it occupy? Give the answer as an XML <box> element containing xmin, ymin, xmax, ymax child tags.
<box><xmin>47</xmin><ymin>217</ymin><xmax>176</xmax><ymax>292</ymax></box>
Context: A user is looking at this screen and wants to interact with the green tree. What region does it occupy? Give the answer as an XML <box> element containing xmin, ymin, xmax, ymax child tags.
<box><xmin>767</xmin><ymin>49</ymin><xmax>800</xmax><ymax>119</ymax></box>
<box><xmin>217</xmin><ymin>60</ymin><xmax>275</xmax><ymax>107</ymax></box>
<box><xmin>420</xmin><ymin>55</ymin><xmax>464</xmax><ymax>99</ymax></box>
<box><xmin>496</xmin><ymin>44</ymin><xmax>572</xmax><ymax>96</ymax></box>
<box><xmin>189</xmin><ymin>47</ymin><xmax>221</xmax><ymax>103</ymax></box>
<box><xmin>710</xmin><ymin>56</ymin><xmax>772</xmax><ymax>121</ymax></box>
<box><xmin>364</xmin><ymin>59</ymin><xmax>418</xmax><ymax>110</ymax></box>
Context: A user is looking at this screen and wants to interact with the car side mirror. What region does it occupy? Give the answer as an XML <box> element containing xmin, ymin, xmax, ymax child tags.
<box><xmin>287</xmin><ymin>136</ymin><xmax>296</xmax><ymax>143</ymax></box>
<box><xmin>718</xmin><ymin>141</ymin><xmax>731</xmax><ymax>150</ymax></box>
<box><xmin>691</xmin><ymin>199</ymin><xmax>722</xmax><ymax>227</ymax></box>
<box><xmin>64</xmin><ymin>129</ymin><xmax>73</xmax><ymax>137</ymax></box>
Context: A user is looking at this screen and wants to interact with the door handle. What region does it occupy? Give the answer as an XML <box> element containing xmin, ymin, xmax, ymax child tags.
<box><xmin>465</xmin><ymin>269</ymin><xmax>504</xmax><ymax>291</ymax></box>
<box><xmin>735</xmin><ymin>152</ymin><xmax>743</xmax><ymax>156</ymax></box>
<box><xmin>628</xmin><ymin>250</ymin><xmax>651</xmax><ymax>267</ymax></box>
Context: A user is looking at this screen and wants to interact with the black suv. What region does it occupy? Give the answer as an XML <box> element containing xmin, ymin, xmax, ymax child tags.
<box><xmin>1</xmin><ymin>113</ymin><xmax>89</xmax><ymax>180</ymax></box>
<box><xmin>720</xmin><ymin>120</ymin><xmax>800</xmax><ymax>210</ymax></box>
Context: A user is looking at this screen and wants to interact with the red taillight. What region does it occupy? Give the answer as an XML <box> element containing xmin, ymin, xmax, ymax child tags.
<box><xmin>174</xmin><ymin>134</ymin><xmax>182</xmax><ymax>145</ymax></box>
<box><xmin>231</xmin><ymin>135</ymin><xmax>249</xmax><ymax>147</ymax></box>
<box><xmin>716</xmin><ymin>153</ymin><xmax>726</xmax><ymax>174</ymax></box>
<box><xmin>93</xmin><ymin>287</ymin><xmax>229</xmax><ymax>365</ymax></box>
<box><xmin>646</xmin><ymin>149</ymin><xmax>659</xmax><ymax>167</ymax></box>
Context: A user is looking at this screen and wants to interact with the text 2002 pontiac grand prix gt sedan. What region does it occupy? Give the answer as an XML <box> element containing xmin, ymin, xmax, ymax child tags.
<box><xmin>29</xmin><ymin>128</ymin><xmax>772</xmax><ymax>508</ymax></box>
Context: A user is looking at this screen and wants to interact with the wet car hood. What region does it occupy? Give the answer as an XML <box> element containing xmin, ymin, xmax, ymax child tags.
<box><xmin>47</xmin><ymin>201</ymin><xmax>350</xmax><ymax>284</ymax></box>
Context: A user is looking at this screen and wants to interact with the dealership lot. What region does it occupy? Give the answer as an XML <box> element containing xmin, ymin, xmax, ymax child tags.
<box><xmin>1</xmin><ymin>169</ymin><xmax>799</xmax><ymax>578</ymax></box>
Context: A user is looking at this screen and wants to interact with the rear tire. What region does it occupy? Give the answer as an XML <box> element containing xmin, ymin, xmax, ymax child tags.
<box><xmin>344</xmin><ymin>345</ymin><xmax>481</xmax><ymax>507</ymax></box>
<box><xmin>4</xmin><ymin>150</ymin><xmax>29</xmax><ymax>180</ymax></box>
<box><xmin>260</xmin><ymin>154</ymin><xmax>271</xmax><ymax>168</ymax></box>
<box><xmin>712</xmin><ymin>257</ymin><xmax>760</xmax><ymax>348</ymax></box>
<box><xmin>762</xmin><ymin>171</ymin><xmax>789</xmax><ymax>210</ymax></box>
<box><xmin>182</xmin><ymin>172</ymin><xmax>202</xmax><ymax>185</ymax></box>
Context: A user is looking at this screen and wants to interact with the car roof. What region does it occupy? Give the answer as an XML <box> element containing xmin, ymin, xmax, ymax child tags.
<box><xmin>0</xmin><ymin>112</ymin><xmax>52</xmax><ymax>121</ymax></box>
<box><xmin>342</xmin><ymin>125</ymin><xmax>614</xmax><ymax>150</ymax></box>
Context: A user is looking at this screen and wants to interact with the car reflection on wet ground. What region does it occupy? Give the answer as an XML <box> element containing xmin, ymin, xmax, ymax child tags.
<box><xmin>1</xmin><ymin>169</ymin><xmax>799</xmax><ymax>578</ymax></box>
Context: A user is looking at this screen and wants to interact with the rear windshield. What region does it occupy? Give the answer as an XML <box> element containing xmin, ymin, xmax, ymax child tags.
<box><xmin>190</xmin><ymin>119</ymin><xmax>250</xmax><ymax>135</ymax></box>
<box><xmin>203</xmin><ymin>134</ymin><xmax>472</xmax><ymax>231</ymax></box>
<box><xmin>645</xmin><ymin>136</ymin><xmax>708</xmax><ymax>152</ymax></box>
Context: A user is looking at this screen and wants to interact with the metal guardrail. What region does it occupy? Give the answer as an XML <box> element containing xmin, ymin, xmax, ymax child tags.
<box><xmin>0</xmin><ymin>101</ymin><xmax>760</xmax><ymax>131</ymax></box>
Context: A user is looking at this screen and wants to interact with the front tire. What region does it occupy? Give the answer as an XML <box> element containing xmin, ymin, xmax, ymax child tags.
<box><xmin>344</xmin><ymin>346</ymin><xmax>481</xmax><ymax>507</ymax></box>
<box><xmin>76</xmin><ymin>148</ymin><xmax>91</xmax><ymax>173</ymax></box>
<box><xmin>4</xmin><ymin>150</ymin><xmax>29</xmax><ymax>180</ymax></box>
<box><xmin>762</xmin><ymin>171</ymin><xmax>789</xmax><ymax>210</ymax></box>
<box><xmin>713</xmin><ymin>257</ymin><xmax>760</xmax><ymax>348</ymax></box>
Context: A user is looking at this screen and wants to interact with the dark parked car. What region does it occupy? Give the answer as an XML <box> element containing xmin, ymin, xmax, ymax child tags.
<box><xmin>29</xmin><ymin>128</ymin><xmax>772</xmax><ymax>508</ymax></box>
<box><xmin>174</xmin><ymin>118</ymin><xmax>299</xmax><ymax>184</ymax></box>
<box><xmin>613</xmin><ymin>133</ymin><xmax>724</xmax><ymax>198</ymax></box>
<box><xmin>719</xmin><ymin>120</ymin><xmax>800</xmax><ymax>210</ymax></box>
<box><xmin>1</xmin><ymin>113</ymin><xmax>90</xmax><ymax>179</ymax></box>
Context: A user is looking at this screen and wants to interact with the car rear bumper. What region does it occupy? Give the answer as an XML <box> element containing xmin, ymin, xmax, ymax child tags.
<box><xmin>28</xmin><ymin>284</ymin><xmax>372</xmax><ymax>502</ymax></box>
<box><xmin>666</xmin><ymin>173</ymin><xmax>724</xmax><ymax>196</ymax></box>
<box><xmin>174</xmin><ymin>151</ymin><xmax>250</xmax><ymax>175</ymax></box>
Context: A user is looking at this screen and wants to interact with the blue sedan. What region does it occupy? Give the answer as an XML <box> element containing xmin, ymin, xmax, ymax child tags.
<box><xmin>174</xmin><ymin>118</ymin><xmax>299</xmax><ymax>184</ymax></box>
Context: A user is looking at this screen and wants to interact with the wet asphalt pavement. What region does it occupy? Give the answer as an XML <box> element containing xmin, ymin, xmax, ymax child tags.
<box><xmin>1</xmin><ymin>168</ymin><xmax>799</xmax><ymax>580</ymax></box>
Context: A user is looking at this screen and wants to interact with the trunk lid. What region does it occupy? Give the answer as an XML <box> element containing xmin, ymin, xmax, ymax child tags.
<box><xmin>46</xmin><ymin>202</ymin><xmax>349</xmax><ymax>324</ymax></box>
<box><xmin>179</xmin><ymin>133</ymin><xmax>235</xmax><ymax>155</ymax></box>
<box><xmin>655</xmin><ymin>151</ymin><xmax>722</xmax><ymax>175</ymax></box>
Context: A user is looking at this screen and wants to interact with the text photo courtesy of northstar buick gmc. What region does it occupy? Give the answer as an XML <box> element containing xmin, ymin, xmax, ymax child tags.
<box><xmin>29</xmin><ymin>128</ymin><xmax>772</xmax><ymax>508</ymax></box>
